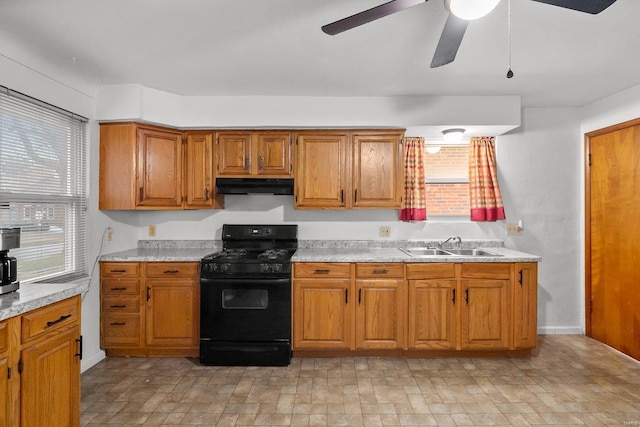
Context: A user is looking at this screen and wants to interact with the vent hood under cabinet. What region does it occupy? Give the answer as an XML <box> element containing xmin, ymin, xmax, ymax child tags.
<box><xmin>215</xmin><ymin>178</ymin><xmax>294</xmax><ymax>195</ymax></box>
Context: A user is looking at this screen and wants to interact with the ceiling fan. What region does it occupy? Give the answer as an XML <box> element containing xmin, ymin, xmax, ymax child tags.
<box><xmin>321</xmin><ymin>0</ymin><xmax>618</xmax><ymax>68</ymax></box>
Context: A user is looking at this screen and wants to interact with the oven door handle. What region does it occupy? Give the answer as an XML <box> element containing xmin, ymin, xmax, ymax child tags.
<box><xmin>200</xmin><ymin>277</ymin><xmax>291</xmax><ymax>287</ymax></box>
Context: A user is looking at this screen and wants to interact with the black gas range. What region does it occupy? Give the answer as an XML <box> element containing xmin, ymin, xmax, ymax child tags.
<box><xmin>199</xmin><ymin>224</ymin><xmax>297</xmax><ymax>366</ymax></box>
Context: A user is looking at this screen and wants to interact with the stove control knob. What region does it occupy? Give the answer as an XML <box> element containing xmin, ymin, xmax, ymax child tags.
<box><xmin>221</xmin><ymin>263</ymin><xmax>230</xmax><ymax>272</ymax></box>
<box><xmin>273</xmin><ymin>264</ymin><xmax>282</xmax><ymax>273</ymax></box>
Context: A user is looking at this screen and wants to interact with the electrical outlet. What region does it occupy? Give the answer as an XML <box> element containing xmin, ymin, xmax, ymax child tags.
<box><xmin>106</xmin><ymin>227</ymin><xmax>113</xmax><ymax>241</ymax></box>
<box><xmin>149</xmin><ymin>225</ymin><xmax>156</xmax><ymax>237</ymax></box>
<box><xmin>379</xmin><ymin>226</ymin><xmax>391</xmax><ymax>238</ymax></box>
<box><xmin>506</xmin><ymin>222</ymin><xmax>523</xmax><ymax>236</ymax></box>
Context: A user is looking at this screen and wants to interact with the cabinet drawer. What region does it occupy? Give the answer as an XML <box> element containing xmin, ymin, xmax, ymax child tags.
<box><xmin>145</xmin><ymin>262</ymin><xmax>199</xmax><ymax>278</ymax></box>
<box><xmin>102</xmin><ymin>296</ymin><xmax>140</xmax><ymax>313</ymax></box>
<box><xmin>102</xmin><ymin>314</ymin><xmax>141</xmax><ymax>345</ymax></box>
<box><xmin>461</xmin><ymin>263</ymin><xmax>511</xmax><ymax>279</ymax></box>
<box><xmin>0</xmin><ymin>320</ymin><xmax>6</xmax><ymax>353</ymax></box>
<box><xmin>101</xmin><ymin>262</ymin><xmax>140</xmax><ymax>278</ymax></box>
<box><xmin>101</xmin><ymin>279</ymin><xmax>140</xmax><ymax>295</ymax></box>
<box><xmin>406</xmin><ymin>263</ymin><xmax>456</xmax><ymax>279</ymax></box>
<box><xmin>294</xmin><ymin>263</ymin><xmax>351</xmax><ymax>278</ymax></box>
<box><xmin>356</xmin><ymin>263</ymin><xmax>404</xmax><ymax>278</ymax></box>
<box><xmin>22</xmin><ymin>296</ymin><xmax>80</xmax><ymax>343</ymax></box>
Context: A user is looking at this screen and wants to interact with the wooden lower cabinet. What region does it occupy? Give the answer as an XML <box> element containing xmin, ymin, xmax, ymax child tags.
<box><xmin>355</xmin><ymin>264</ymin><xmax>405</xmax><ymax>349</ymax></box>
<box><xmin>100</xmin><ymin>261</ymin><xmax>199</xmax><ymax>357</ymax></box>
<box><xmin>21</xmin><ymin>326</ymin><xmax>80</xmax><ymax>427</ymax></box>
<box><xmin>293</xmin><ymin>263</ymin><xmax>352</xmax><ymax>349</ymax></box>
<box><xmin>1</xmin><ymin>296</ymin><xmax>82</xmax><ymax>426</ymax></box>
<box><xmin>295</xmin><ymin>262</ymin><xmax>538</xmax><ymax>355</ymax></box>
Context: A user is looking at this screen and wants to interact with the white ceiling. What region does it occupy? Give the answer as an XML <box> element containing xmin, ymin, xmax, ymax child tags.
<box><xmin>0</xmin><ymin>0</ymin><xmax>638</xmax><ymax>107</ymax></box>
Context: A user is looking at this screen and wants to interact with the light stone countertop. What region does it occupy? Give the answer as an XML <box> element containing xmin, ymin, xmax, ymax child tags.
<box><xmin>0</xmin><ymin>280</ymin><xmax>89</xmax><ymax>321</ymax></box>
<box><xmin>292</xmin><ymin>246</ymin><xmax>541</xmax><ymax>263</ymax></box>
<box><xmin>100</xmin><ymin>248</ymin><xmax>216</xmax><ymax>262</ymax></box>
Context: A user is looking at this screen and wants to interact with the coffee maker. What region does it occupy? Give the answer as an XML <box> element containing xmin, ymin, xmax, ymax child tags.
<box><xmin>0</xmin><ymin>227</ymin><xmax>20</xmax><ymax>295</ymax></box>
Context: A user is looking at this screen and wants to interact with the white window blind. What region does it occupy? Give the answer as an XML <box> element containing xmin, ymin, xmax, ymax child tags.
<box><xmin>0</xmin><ymin>85</ymin><xmax>88</xmax><ymax>283</ymax></box>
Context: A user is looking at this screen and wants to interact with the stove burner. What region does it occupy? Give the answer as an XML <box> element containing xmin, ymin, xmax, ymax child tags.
<box><xmin>209</xmin><ymin>249</ymin><xmax>247</xmax><ymax>260</ymax></box>
<box><xmin>258</xmin><ymin>249</ymin><xmax>289</xmax><ymax>261</ymax></box>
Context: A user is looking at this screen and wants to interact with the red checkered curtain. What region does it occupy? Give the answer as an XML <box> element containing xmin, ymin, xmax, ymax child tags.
<box><xmin>469</xmin><ymin>136</ymin><xmax>506</xmax><ymax>221</ymax></box>
<box><xmin>399</xmin><ymin>137</ymin><xmax>427</xmax><ymax>221</ymax></box>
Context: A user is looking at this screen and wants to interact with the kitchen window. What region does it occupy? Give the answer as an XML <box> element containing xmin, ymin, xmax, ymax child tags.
<box><xmin>0</xmin><ymin>86</ymin><xmax>88</xmax><ymax>283</ymax></box>
<box><xmin>424</xmin><ymin>142</ymin><xmax>470</xmax><ymax>217</ymax></box>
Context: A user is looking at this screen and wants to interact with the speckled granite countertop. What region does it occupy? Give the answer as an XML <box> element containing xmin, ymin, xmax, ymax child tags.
<box><xmin>100</xmin><ymin>240</ymin><xmax>540</xmax><ymax>263</ymax></box>
<box><xmin>292</xmin><ymin>246</ymin><xmax>541</xmax><ymax>263</ymax></box>
<box><xmin>0</xmin><ymin>280</ymin><xmax>89</xmax><ymax>321</ymax></box>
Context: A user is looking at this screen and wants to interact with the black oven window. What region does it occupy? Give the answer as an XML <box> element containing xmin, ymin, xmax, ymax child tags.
<box><xmin>222</xmin><ymin>289</ymin><xmax>269</xmax><ymax>309</ymax></box>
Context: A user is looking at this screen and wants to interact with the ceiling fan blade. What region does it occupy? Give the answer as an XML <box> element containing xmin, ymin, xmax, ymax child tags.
<box><xmin>529</xmin><ymin>0</ymin><xmax>617</xmax><ymax>14</ymax></box>
<box><xmin>430</xmin><ymin>13</ymin><xmax>468</xmax><ymax>68</ymax></box>
<box><xmin>322</xmin><ymin>0</ymin><xmax>426</xmax><ymax>35</ymax></box>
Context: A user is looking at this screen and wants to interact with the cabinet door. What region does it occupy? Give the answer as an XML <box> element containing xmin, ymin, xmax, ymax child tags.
<box><xmin>216</xmin><ymin>132</ymin><xmax>252</xmax><ymax>176</ymax></box>
<box><xmin>99</xmin><ymin>123</ymin><xmax>137</xmax><ymax>209</ymax></box>
<box><xmin>0</xmin><ymin>320</ymin><xmax>6</xmax><ymax>427</ymax></box>
<box><xmin>293</xmin><ymin>279</ymin><xmax>352</xmax><ymax>349</ymax></box>
<box><xmin>185</xmin><ymin>132</ymin><xmax>218</xmax><ymax>209</ymax></box>
<box><xmin>21</xmin><ymin>326</ymin><xmax>80</xmax><ymax>427</ymax></box>
<box><xmin>352</xmin><ymin>132</ymin><xmax>403</xmax><ymax>208</ymax></box>
<box><xmin>255</xmin><ymin>132</ymin><xmax>293</xmax><ymax>176</ymax></box>
<box><xmin>355</xmin><ymin>279</ymin><xmax>405</xmax><ymax>349</ymax></box>
<box><xmin>136</xmin><ymin>127</ymin><xmax>184</xmax><ymax>208</ymax></box>
<box><xmin>408</xmin><ymin>279</ymin><xmax>458</xmax><ymax>350</ymax></box>
<box><xmin>295</xmin><ymin>132</ymin><xmax>349</xmax><ymax>208</ymax></box>
<box><xmin>145</xmin><ymin>279</ymin><xmax>199</xmax><ymax>349</ymax></box>
<box><xmin>513</xmin><ymin>263</ymin><xmax>538</xmax><ymax>349</ymax></box>
<box><xmin>460</xmin><ymin>279</ymin><xmax>511</xmax><ymax>349</ymax></box>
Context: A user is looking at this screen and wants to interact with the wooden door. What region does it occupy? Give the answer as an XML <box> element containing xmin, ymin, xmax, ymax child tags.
<box><xmin>460</xmin><ymin>279</ymin><xmax>511</xmax><ymax>349</ymax></box>
<box><xmin>351</xmin><ymin>132</ymin><xmax>404</xmax><ymax>208</ymax></box>
<box><xmin>145</xmin><ymin>280</ymin><xmax>199</xmax><ymax>349</ymax></box>
<box><xmin>293</xmin><ymin>279</ymin><xmax>352</xmax><ymax>349</ymax></box>
<box><xmin>408</xmin><ymin>279</ymin><xmax>458</xmax><ymax>350</ymax></box>
<box><xmin>254</xmin><ymin>132</ymin><xmax>293</xmax><ymax>176</ymax></box>
<box><xmin>587</xmin><ymin>123</ymin><xmax>640</xmax><ymax>360</ymax></box>
<box><xmin>295</xmin><ymin>132</ymin><xmax>349</xmax><ymax>208</ymax></box>
<box><xmin>513</xmin><ymin>263</ymin><xmax>538</xmax><ymax>349</ymax></box>
<box><xmin>21</xmin><ymin>327</ymin><xmax>80</xmax><ymax>427</ymax></box>
<box><xmin>184</xmin><ymin>132</ymin><xmax>216</xmax><ymax>209</ymax></box>
<box><xmin>355</xmin><ymin>278</ymin><xmax>405</xmax><ymax>349</ymax></box>
<box><xmin>136</xmin><ymin>127</ymin><xmax>184</xmax><ymax>208</ymax></box>
<box><xmin>216</xmin><ymin>132</ymin><xmax>252</xmax><ymax>176</ymax></box>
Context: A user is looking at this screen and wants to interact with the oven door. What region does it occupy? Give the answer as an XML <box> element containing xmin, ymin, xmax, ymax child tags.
<box><xmin>200</xmin><ymin>276</ymin><xmax>291</xmax><ymax>342</ymax></box>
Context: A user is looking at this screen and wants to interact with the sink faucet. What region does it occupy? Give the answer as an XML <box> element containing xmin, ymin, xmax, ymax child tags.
<box><xmin>438</xmin><ymin>236</ymin><xmax>462</xmax><ymax>249</ymax></box>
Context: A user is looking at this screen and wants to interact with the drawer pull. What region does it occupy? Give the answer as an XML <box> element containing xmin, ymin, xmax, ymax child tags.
<box><xmin>110</xmin><ymin>322</ymin><xmax>126</xmax><ymax>326</ymax></box>
<box><xmin>110</xmin><ymin>269</ymin><xmax>127</xmax><ymax>273</ymax></box>
<box><xmin>372</xmin><ymin>268</ymin><xmax>389</xmax><ymax>274</ymax></box>
<box><xmin>518</xmin><ymin>270</ymin><xmax>524</xmax><ymax>286</ymax></box>
<box><xmin>46</xmin><ymin>314</ymin><xmax>72</xmax><ymax>328</ymax></box>
<box><xmin>314</xmin><ymin>269</ymin><xmax>330</xmax><ymax>274</ymax></box>
<box><xmin>110</xmin><ymin>304</ymin><xmax>127</xmax><ymax>308</ymax></box>
<box><xmin>110</xmin><ymin>287</ymin><xmax>127</xmax><ymax>291</ymax></box>
<box><xmin>163</xmin><ymin>269</ymin><xmax>179</xmax><ymax>274</ymax></box>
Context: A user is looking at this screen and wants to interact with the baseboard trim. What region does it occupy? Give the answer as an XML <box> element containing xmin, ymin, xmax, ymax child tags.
<box><xmin>538</xmin><ymin>326</ymin><xmax>583</xmax><ymax>335</ymax></box>
<box><xmin>81</xmin><ymin>350</ymin><xmax>106</xmax><ymax>373</ymax></box>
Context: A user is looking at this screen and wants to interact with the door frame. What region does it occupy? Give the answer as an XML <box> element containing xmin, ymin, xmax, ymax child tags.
<box><xmin>584</xmin><ymin>116</ymin><xmax>640</xmax><ymax>336</ymax></box>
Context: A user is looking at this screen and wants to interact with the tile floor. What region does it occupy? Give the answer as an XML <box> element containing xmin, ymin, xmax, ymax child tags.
<box><xmin>81</xmin><ymin>336</ymin><xmax>640</xmax><ymax>426</ymax></box>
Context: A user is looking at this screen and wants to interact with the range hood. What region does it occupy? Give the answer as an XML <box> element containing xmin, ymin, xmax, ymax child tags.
<box><xmin>216</xmin><ymin>178</ymin><xmax>294</xmax><ymax>195</ymax></box>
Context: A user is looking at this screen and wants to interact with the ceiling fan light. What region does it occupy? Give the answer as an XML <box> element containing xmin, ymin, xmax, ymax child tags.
<box><xmin>442</xmin><ymin>128</ymin><xmax>466</xmax><ymax>141</ymax></box>
<box><xmin>445</xmin><ymin>0</ymin><xmax>501</xmax><ymax>20</ymax></box>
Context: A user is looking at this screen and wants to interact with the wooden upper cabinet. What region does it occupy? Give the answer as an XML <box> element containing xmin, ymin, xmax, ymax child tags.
<box><xmin>351</xmin><ymin>131</ymin><xmax>404</xmax><ymax>208</ymax></box>
<box><xmin>255</xmin><ymin>132</ymin><xmax>293</xmax><ymax>176</ymax></box>
<box><xmin>295</xmin><ymin>130</ymin><xmax>405</xmax><ymax>209</ymax></box>
<box><xmin>295</xmin><ymin>131</ymin><xmax>349</xmax><ymax>209</ymax></box>
<box><xmin>216</xmin><ymin>131</ymin><xmax>293</xmax><ymax>177</ymax></box>
<box><xmin>184</xmin><ymin>131</ymin><xmax>222</xmax><ymax>209</ymax></box>
<box><xmin>136</xmin><ymin>126</ymin><xmax>184</xmax><ymax>208</ymax></box>
<box><xmin>216</xmin><ymin>131</ymin><xmax>252</xmax><ymax>176</ymax></box>
<box><xmin>99</xmin><ymin>123</ymin><xmax>223</xmax><ymax>210</ymax></box>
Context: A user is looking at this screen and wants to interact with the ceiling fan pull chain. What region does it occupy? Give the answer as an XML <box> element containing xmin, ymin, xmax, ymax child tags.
<box><xmin>506</xmin><ymin>0</ymin><xmax>514</xmax><ymax>78</ymax></box>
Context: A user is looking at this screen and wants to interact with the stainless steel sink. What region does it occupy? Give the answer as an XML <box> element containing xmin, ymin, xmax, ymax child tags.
<box><xmin>400</xmin><ymin>248</ymin><xmax>453</xmax><ymax>256</ymax></box>
<box><xmin>444</xmin><ymin>249</ymin><xmax>502</xmax><ymax>257</ymax></box>
<box><xmin>400</xmin><ymin>247</ymin><xmax>502</xmax><ymax>257</ymax></box>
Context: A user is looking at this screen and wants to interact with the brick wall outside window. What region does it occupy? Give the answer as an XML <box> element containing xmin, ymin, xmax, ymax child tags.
<box><xmin>424</xmin><ymin>145</ymin><xmax>469</xmax><ymax>217</ymax></box>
